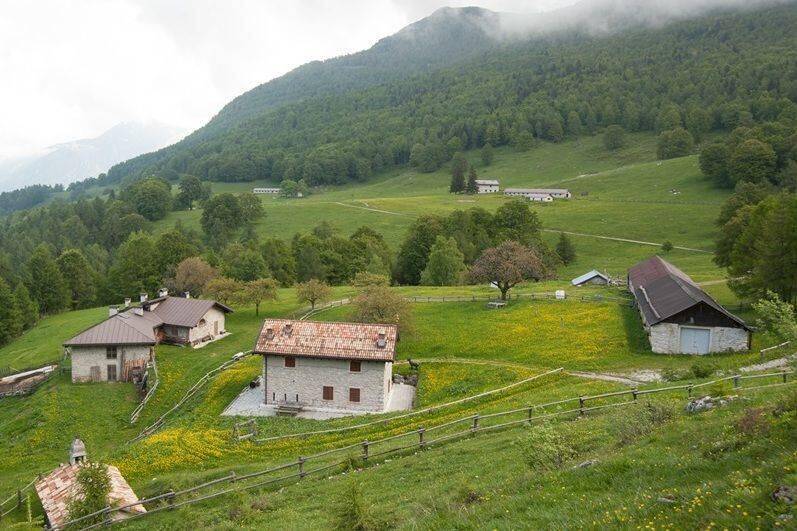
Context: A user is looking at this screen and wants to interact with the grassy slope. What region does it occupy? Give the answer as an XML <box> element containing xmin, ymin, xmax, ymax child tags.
<box><xmin>125</xmin><ymin>386</ymin><xmax>797</xmax><ymax>530</ymax></box>
<box><xmin>152</xmin><ymin>133</ymin><xmax>730</xmax><ymax>281</ymax></box>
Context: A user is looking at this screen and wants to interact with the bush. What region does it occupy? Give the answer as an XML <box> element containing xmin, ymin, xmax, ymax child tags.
<box><xmin>520</xmin><ymin>424</ymin><xmax>576</xmax><ymax>470</ymax></box>
<box><xmin>67</xmin><ymin>463</ymin><xmax>111</xmax><ymax>525</ymax></box>
<box><xmin>332</xmin><ymin>481</ymin><xmax>389</xmax><ymax>531</ymax></box>
<box><xmin>691</xmin><ymin>361</ymin><xmax>719</xmax><ymax>379</ymax></box>
<box><xmin>613</xmin><ymin>402</ymin><xmax>675</xmax><ymax>445</ymax></box>
<box><xmin>661</xmin><ymin>367</ymin><xmax>690</xmax><ymax>382</ymax></box>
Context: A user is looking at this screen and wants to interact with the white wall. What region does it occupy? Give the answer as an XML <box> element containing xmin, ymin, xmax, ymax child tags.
<box><xmin>648</xmin><ymin>323</ymin><xmax>749</xmax><ymax>354</ymax></box>
<box><xmin>264</xmin><ymin>355</ymin><xmax>390</xmax><ymax>412</ymax></box>
<box><xmin>188</xmin><ymin>307</ymin><xmax>226</xmax><ymax>344</ymax></box>
<box><xmin>70</xmin><ymin>345</ymin><xmax>151</xmax><ymax>383</ymax></box>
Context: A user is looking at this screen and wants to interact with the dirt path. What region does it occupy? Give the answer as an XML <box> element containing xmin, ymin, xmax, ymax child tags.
<box><xmin>739</xmin><ymin>354</ymin><xmax>796</xmax><ymax>373</ymax></box>
<box><xmin>542</xmin><ymin>229</ymin><xmax>711</xmax><ymax>253</ymax></box>
<box><xmin>330</xmin><ymin>201</ymin><xmax>410</xmax><ymax>216</ymax></box>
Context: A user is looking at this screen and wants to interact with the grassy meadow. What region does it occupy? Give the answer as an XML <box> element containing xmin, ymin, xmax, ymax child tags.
<box><xmin>152</xmin><ymin>132</ymin><xmax>731</xmax><ymax>281</ymax></box>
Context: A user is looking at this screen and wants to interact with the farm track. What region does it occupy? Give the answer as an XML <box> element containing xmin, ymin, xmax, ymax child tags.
<box><xmin>541</xmin><ymin>229</ymin><xmax>711</xmax><ymax>253</ymax></box>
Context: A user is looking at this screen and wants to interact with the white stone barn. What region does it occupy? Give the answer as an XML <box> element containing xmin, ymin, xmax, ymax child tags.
<box><xmin>65</xmin><ymin>294</ymin><xmax>232</xmax><ymax>383</ymax></box>
<box><xmin>254</xmin><ymin>319</ymin><xmax>398</xmax><ymax>413</ymax></box>
<box><xmin>475</xmin><ymin>179</ymin><xmax>500</xmax><ymax>193</ymax></box>
<box><xmin>571</xmin><ymin>270</ymin><xmax>610</xmax><ymax>286</ymax></box>
<box><xmin>628</xmin><ymin>256</ymin><xmax>751</xmax><ymax>355</ymax></box>
<box><xmin>504</xmin><ymin>188</ymin><xmax>571</xmax><ymax>200</ymax></box>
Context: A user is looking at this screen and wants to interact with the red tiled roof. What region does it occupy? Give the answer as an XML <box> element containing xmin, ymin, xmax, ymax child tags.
<box><xmin>34</xmin><ymin>463</ymin><xmax>145</xmax><ymax>528</ymax></box>
<box><xmin>254</xmin><ymin>319</ymin><xmax>397</xmax><ymax>362</ymax></box>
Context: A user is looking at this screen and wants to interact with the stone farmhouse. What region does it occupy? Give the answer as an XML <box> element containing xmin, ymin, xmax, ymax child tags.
<box><xmin>628</xmin><ymin>256</ymin><xmax>751</xmax><ymax>355</ymax></box>
<box><xmin>474</xmin><ymin>179</ymin><xmax>500</xmax><ymax>193</ymax></box>
<box><xmin>253</xmin><ymin>319</ymin><xmax>398</xmax><ymax>414</ymax></box>
<box><xmin>64</xmin><ymin>291</ymin><xmax>232</xmax><ymax>383</ymax></box>
<box><xmin>504</xmin><ymin>188</ymin><xmax>571</xmax><ymax>201</ymax></box>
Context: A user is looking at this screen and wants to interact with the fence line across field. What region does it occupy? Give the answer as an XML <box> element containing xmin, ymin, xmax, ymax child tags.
<box><xmin>53</xmin><ymin>369</ymin><xmax>795</xmax><ymax>530</ymax></box>
<box><xmin>129</xmin><ymin>356</ymin><xmax>160</xmax><ymax>424</ymax></box>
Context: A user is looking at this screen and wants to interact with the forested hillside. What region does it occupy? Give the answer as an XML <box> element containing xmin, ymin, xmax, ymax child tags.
<box><xmin>96</xmin><ymin>3</ymin><xmax>797</xmax><ymax>187</ymax></box>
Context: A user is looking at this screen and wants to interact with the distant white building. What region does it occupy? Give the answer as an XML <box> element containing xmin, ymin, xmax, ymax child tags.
<box><xmin>253</xmin><ymin>187</ymin><xmax>281</xmax><ymax>194</ymax></box>
<box><xmin>475</xmin><ymin>179</ymin><xmax>500</xmax><ymax>194</ymax></box>
<box><xmin>504</xmin><ymin>188</ymin><xmax>571</xmax><ymax>200</ymax></box>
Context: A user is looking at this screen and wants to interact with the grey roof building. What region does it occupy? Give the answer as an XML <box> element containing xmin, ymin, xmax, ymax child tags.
<box><xmin>628</xmin><ymin>256</ymin><xmax>750</xmax><ymax>354</ymax></box>
<box><xmin>65</xmin><ymin>294</ymin><xmax>233</xmax><ymax>383</ymax></box>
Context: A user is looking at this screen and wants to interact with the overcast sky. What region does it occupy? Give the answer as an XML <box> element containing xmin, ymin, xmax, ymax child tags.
<box><xmin>0</xmin><ymin>0</ymin><xmax>577</xmax><ymax>159</ymax></box>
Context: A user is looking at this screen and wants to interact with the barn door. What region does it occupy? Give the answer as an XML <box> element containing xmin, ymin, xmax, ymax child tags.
<box><xmin>680</xmin><ymin>327</ymin><xmax>710</xmax><ymax>354</ymax></box>
<box><xmin>89</xmin><ymin>366</ymin><xmax>101</xmax><ymax>382</ymax></box>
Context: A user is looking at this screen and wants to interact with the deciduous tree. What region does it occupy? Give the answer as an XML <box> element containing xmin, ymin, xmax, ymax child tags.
<box><xmin>242</xmin><ymin>278</ymin><xmax>278</xmax><ymax>316</ymax></box>
<box><xmin>296</xmin><ymin>279</ymin><xmax>331</xmax><ymax>310</ymax></box>
<box><xmin>469</xmin><ymin>241</ymin><xmax>554</xmax><ymax>300</ymax></box>
<box><xmin>420</xmin><ymin>236</ymin><xmax>466</xmax><ymax>286</ymax></box>
<box><xmin>555</xmin><ymin>233</ymin><xmax>576</xmax><ymax>265</ymax></box>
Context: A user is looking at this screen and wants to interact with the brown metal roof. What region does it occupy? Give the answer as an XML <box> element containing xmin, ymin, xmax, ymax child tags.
<box><xmin>64</xmin><ymin>312</ymin><xmax>160</xmax><ymax>346</ymax></box>
<box><xmin>35</xmin><ymin>463</ymin><xmax>145</xmax><ymax>528</ymax></box>
<box><xmin>64</xmin><ymin>296</ymin><xmax>232</xmax><ymax>347</ymax></box>
<box><xmin>144</xmin><ymin>296</ymin><xmax>232</xmax><ymax>328</ymax></box>
<box><xmin>628</xmin><ymin>256</ymin><xmax>748</xmax><ymax>329</ymax></box>
<box><xmin>254</xmin><ymin>319</ymin><xmax>397</xmax><ymax>362</ymax></box>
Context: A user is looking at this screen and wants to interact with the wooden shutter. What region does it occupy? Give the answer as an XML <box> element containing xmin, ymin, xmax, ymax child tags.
<box><xmin>284</xmin><ymin>356</ymin><xmax>295</xmax><ymax>368</ymax></box>
<box><xmin>349</xmin><ymin>388</ymin><xmax>360</xmax><ymax>402</ymax></box>
<box><xmin>107</xmin><ymin>365</ymin><xmax>117</xmax><ymax>382</ymax></box>
<box><xmin>349</xmin><ymin>361</ymin><xmax>361</xmax><ymax>372</ymax></box>
<box><xmin>322</xmin><ymin>386</ymin><xmax>333</xmax><ymax>400</ymax></box>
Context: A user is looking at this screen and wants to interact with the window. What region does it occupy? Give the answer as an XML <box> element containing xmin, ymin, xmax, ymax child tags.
<box><xmin>349</xmin><ymin>360</ymin><xmax>361</xmax><ymax>372</ymax></box>
<box><xmin>106</xmin><ymin>346</ymin><xmax>117</xmax><ymax>360</ymax></box>
<box><xmin>322</xmin><ymin>386</ymin><xmax>333</xmax><ymax>400</ymax></box>
<box><xmin>284</xmin><ymin>356</ymin><xmax>295</xmax><ymax>368</ymax></box>
<box><xmin>107</xmin><ymin>365</ymin><xmax>117</xmax><ymax>382</ymax></box>
<box><xmin>349</xmin><ymin>388</ymin><xmax>361</xmax><ymax>403</ymax></box>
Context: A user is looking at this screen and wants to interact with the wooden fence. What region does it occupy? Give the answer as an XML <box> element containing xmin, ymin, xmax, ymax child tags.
<box><xmin>0</xmin><ymin>476</ymin><xmax>37</xmax><ymax>521</ymax></box>
<box><xmin>53</xmin><ymin>369</ymin><xmax>794</xmax><ymax>530</ymax></box>
<box><xmin>759</xmin><ymin>340</ymin><xmax>792</xmax><ymax>362</ymax></box>
<box><xmin>129</xmin><ymin>357</ymin><xmax>160</xmax><ymax>424</ymax></box>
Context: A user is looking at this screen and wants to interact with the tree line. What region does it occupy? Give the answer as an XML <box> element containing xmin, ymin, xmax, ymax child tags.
<box><xmin>69</xmin><ymin>5</ymin><xmax>797</xmax><ymax>192</ymax></box>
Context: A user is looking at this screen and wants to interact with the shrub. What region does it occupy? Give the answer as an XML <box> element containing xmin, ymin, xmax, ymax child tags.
<box><xmin>735</xmin><ymin>407</ymin><xmax>771</xmax><ymax>436</ymax></box>
<box><xmin>612</xmin><ymin>402</ymin><xmax>675</xmax><ymax>445</ymax></box>
<box><xmin>520</xmin><ymin>424</ymin><xmax>576</xmax><ymax>470</ymax></box>
<box><xmin>691</xmin><ymin>361</ymin><xmax>719</xmax><ymax>379</ymax></box>
<box><xmin>67</xmin><ymin>463</ymin><xmax>111</xmax><ymax>525</ymax></box>
<box><xmin>661</xmin><ymin>367</ymin><xmax>690</xmax><ymax>382</ymax></box>
<box><xmin>332</xmin><ymin>481</ymin><xmax>389</xmax><ymax>531</ymax></box>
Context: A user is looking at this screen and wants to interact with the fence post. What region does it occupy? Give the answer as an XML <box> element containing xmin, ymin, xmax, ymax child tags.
<box><xmin>167</xmin><ymin>490</ymin><xmax>175</xmax><ymax>510</ymax></box>
<box><xmin>418</xmin><ymin>427</ymin><xmax>425</xmax><ymax>449</ymax></box>
<box><xmin>103</xmin><ymin>505</ymin><xmax>112</xmax><ymax>526</ymax></box>
<box><xmin>362</xmin><ymin>440</ymin><xmax>369</xmax><ymax>461</ymax></box>
<box><xmin>471</xmin><ymin>414</ymin><xmax>480</xmax><ymax>434</ymax></box>
<box><xmin>298</xmin><ymin>457</ymin><xmax>306</xmax><ymax>479</ymax></box>
<box><xmin>783</xmin><ymin>370</ymin><xmax>788</xmax><ymax>384</ymax></box>
<box><xmin>16</xmin><ymin>490</ymin><xmax>22</xmax><ymax>509</ymax></box>
<box><xmin>527</xmin><ymin>406</ymin><xmax>534</xmax><ymax>422</ymax></box>
<box><xmin>578</xmin><ymin>396</ymin><xmax>585</xmax><ymax>416</ymax></box>
<box><xmin>732</xmin><ymin>375</ymin><xmax>740</xmax><ymax>388</ymax></box>
<box><xmin>632</xmin><ymin>388</ymin><xmax>638</xmax><ymax>401</ymax></box>
<box><xmin>687</xmin><ymin>385</ymin><xmax>693</xmax><ymax>398</ymax></box>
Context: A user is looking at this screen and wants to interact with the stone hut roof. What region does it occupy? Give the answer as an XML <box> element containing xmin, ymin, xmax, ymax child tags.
<box><xmin>254</xmin><ymin>319</ymin><xmax>398</xmax><ymax>362</ymax></box>
<box><xmin>34</xmin><ymin>463</ymin><xmax>145</xmax><ymax>528</ymax></box>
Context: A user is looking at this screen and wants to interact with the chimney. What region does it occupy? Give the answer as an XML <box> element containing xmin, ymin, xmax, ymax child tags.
<box><xmin>123</xmin><ymin>297</ymin><xmax>131</xmax><ymax>307</ymax></box>
<box><xmin>109</xmin><ymin>306</ymin><xmax>119</xmax><ymax>317</ymax></box>
<box><xmin>140</xmin><ymin>293</ymin><xmax>148</xmax><ymax>303</ymax></box>
<box><xmin>69</xmin><ymin>437</ymin><xmax>87</xmax><ymax>465</ymax></box>
<box><xmin>265</xmin><ymin>327</ymin><xmax>275</xmax><ymax>340</ymax></box>
<box><xmin>158</xmin><ymin>288</ymin><xmax>168</xmax><ymax>298</ymax></box>
<box><xmin>376</xmin><ymin>330</ymin><xmax>387</xmax><ymax>349</ymax></box>
<box><xmin>134</xmin><ymin>307</ymin><xmax>144</xmax><ymax>317</ymax></box>
<box><xmin>184</xmin><ymin>291</ymin><xmax>191</xmax><ymax>299</ymax></box>
<box><xmin>282</xmin><ymin>322</ymin><xmax>293</xmax><ymax>337</ymax></box>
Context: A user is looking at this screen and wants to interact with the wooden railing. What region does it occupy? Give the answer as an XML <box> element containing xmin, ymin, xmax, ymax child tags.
<box><xmin>53</xmin><ymin>369</ymin><xmax>794</xmax><ymax>530</ymax></box>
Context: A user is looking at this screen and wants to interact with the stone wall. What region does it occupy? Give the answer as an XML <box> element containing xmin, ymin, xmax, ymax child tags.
<box><xmin>188</xmin><ymin>307</ymin><xmax>227</xmax><ymax>344</ymax></box>
<box><xmin>648</xmin><ymin>323</ymin><xmax>749</xmax><ymax>354</ymax></box>
<box><xmin>264</xmin><ymin>355</ymin><xmax>390</xmax><ymax>412</ymax></box>
<box><xmin>71</xmin><ymin>345</ymin><xmax>151</xmax><ymax>383</ymax></box>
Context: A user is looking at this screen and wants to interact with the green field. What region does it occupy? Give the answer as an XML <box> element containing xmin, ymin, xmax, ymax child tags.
<box><xmin>152</xmin><ymin>132</ymin><xmax>731</xmax><ymax>281</ymax></box>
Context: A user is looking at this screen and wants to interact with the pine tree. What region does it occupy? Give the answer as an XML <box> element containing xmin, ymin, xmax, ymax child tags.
<box><xmin>481</xmin><ymin>143</ymin><xmax>494</xmax><ymax>166</ymax></box>
<box><xmin>449</xmin><ymin>153</ymin><xmax>467</xmax><ymax>193</ymax></box>
<box><xmin>13</xmin><ymin>283</ymin><xmax>38</xmax><ymax>330</ymax></box>
<box><xmin>27</xmin><ymin>244</ymin><xmax>69</xmax><ymax>315</ymax></box>
<box><xmin>0</xmin><ymin>279</ymin><xmax>22</xmax><ymax>346</ymax></box>
<box><xmin>466</xmin><ymin>167</ymin><xmax>478</xmax><ymax>194</ymax></box>
<box><xmin>555</xmin><ymin>233</ymin><xmax>577</xmax><ymax>265</ymax></box>
<box><xmin>57</xmin><ymin>249</ymin><xmax>97</xmax><ymax>310</ymax></box>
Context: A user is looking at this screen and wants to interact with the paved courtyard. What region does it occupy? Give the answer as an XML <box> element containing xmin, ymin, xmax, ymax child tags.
<box><xmin>222</xmin><ymin>381</ymin><xmax>416</xmax><ymax>420</ymax></box>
